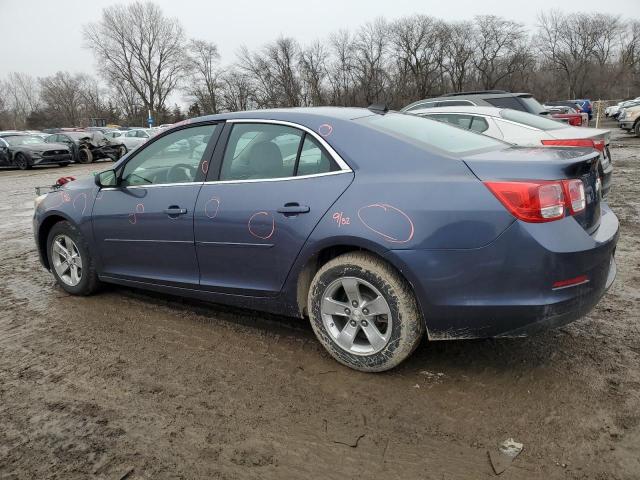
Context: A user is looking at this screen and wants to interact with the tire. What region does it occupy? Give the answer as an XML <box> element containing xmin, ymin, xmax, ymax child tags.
<box><xmin>635</xmin><ymin>122</ymin><xmax>640</xmax><ymax>137</ymax></box>
<box><xmin>14</xmin><ymin>153</ymin><xmax>30</xmax><ymax>170</ymax></box>
<box><xmin>78</xmin><ymin>147</ymin><xmax>93</xmax><ymax>164</ymax></box>
<box><xmin>308</xmin><ymin>252</ymin><xmax>424</xmax><ymax>372</ymax></box>
<box><xmin>117</xmin><ymin>145</ymin><xmax>127</xmax><ymax>160</ymax></box>
<box><xmin>46</xmin><ymin>221</ymin><xmax>100</xmax><ymax>296</ymax></box>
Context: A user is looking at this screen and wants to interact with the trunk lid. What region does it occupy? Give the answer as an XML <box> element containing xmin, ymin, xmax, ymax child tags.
<box><xmin>463</xmin><ymin>146</ymin><xmax>602</xmax><ymax>234</ymax></box>
<box><xmin>547</xmin><ymin>126</ymin><xmax>612</xmax><ymax>171</ymax></box>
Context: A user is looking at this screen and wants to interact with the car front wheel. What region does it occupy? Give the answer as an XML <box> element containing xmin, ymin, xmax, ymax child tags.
<box><xmin>14</xmin><ymin>153</ymin><xmax>30</xmax><ymax>170</ymax></box>
<box><xmin>47</xmin><ymin>221</ymin><xmax>100</xmax><ymax>295</ymax></box>
<box><xmin>308</xmin><ymin>252</ymin><xmax>424</xmax><ymax>372</ymax></box>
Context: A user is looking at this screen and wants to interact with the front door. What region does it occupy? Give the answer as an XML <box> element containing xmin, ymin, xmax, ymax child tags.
<box><xmin>92</xmin><ymin>123</ymin><xmax>220</xmax><ymax>287</ymax></box>
<box><xmin>194</xmin><ymin>121</ymin><xmax>353</xmax><ymax>296</ymax></box>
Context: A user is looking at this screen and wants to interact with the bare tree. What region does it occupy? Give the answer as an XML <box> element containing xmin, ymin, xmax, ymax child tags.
<box><xmin>443</xmin><ymin>22</ymin><xmax>477</xmax><ymax>92</ymax></box>
<box><xmin>352</xmin><ymin>19</ymin><xmax>390</xmax><ymax>105</ymax></box>
<box><xmin>238</xmin><ymin>37</ymin><xmax>302</xmax><ymax>108</ymax></box>
<box><xmin>2</xmin><ymin>73</ymin><xmax>40</xmax><ymax>129</ymax></box>
<box><xmin>473</xmin><ymin>16</ymin><xmax>526</xmax><ymax>90</ymax></box>
<box><xmin>83</xmin><ymin>1</ymin><xmax>186</xmax><ymax>121</ymax></box>
<box><xmin>220</xmin><ymin>69</ymin><xmax>252</xmax><ymax>112</ymax></box>
<box><xmin>185</xmin><ymin>39</ymin><xmax>223</xmax><ymax>114</ymax></box>
<box><xmin>390</xmin><ymin>16</ymin><xmax>446</xmax><ymax>103</ymax></box>
<box><xmin>39</xmin><ymin>72</ymin><xmax>85</xmax><ymax>126</ymax></box>
<box><xmin>327</xmin><ymin>29</ymin><xmax>357</xmax><ymax>106</ymax></box>
<box><xmin>299</xmin><ymin>41</ymin><xmax>329</xmax><ymax>106</ymax></box>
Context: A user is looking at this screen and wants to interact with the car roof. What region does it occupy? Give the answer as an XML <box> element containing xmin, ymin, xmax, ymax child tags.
<box><xmin>190</xmin><ymin>107</ymin><xmax>376</xmax><ymax>124</ymax></box>
<box><xmin>406</xmin><ymin>106</ymin><xmax>504</xmax><ymax>117</ymax></box>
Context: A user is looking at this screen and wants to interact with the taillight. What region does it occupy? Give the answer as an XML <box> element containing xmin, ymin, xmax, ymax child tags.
<box><xmin>563</xmin><ymin>179</ymin><xmax>586</xmax><ymax>213</ymax></box>
<box><xmin>485</xmin><ymin>179</ymin><xmax>586</xmax><ymax>223</ymax></box>
<box><xmin>541</xmin><ymin>138</ymin><xmax>604</xmax><ymax>150</ymax></box>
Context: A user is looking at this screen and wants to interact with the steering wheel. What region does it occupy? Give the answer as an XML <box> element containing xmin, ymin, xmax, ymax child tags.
<box><xmin>167</xmin><ymin>163</ymin><xmax>197</xmax><ymax>183</ymax></box>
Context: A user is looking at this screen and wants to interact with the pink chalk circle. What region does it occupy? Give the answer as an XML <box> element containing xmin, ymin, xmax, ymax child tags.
<box><xmin>357</xmin><ymin>203</ymin><xmax>415</xmax><ymax>244</ymax></box>
<box><xmin>205</xmin><ymin>197</ymin><xmax>221</xmax><ymax>219</ymax></box>
<box><xmin>318</xmin><ymin>124</ymin><xmax>333</xmax><ymax>137</ymax></box>
<box><xmin>72</xmin><ymin>193</ymin><xmax>88</xmax><ymax>215</ymax></box>
<box><xmin>248</xmin><ymin>211</ymin><xmax>275</xmax><ymax>240</ymax></box>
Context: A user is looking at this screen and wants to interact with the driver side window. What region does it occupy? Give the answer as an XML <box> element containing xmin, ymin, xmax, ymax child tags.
<box><xmin>121</xmin><ymin>124</ymin><xmax>218</xmax><ymax>186</ymax></box>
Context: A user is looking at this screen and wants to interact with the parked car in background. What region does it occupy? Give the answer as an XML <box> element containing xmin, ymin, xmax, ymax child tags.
<box><xmin>0</xmin><ymin>133</ymin><xmax>71</xmax><ymax>170</ymax></box>
<box><xmin>607</xmin><ymin>99</ymin><xmax>639</xmax><ymax>119</ymax></box>
<box><xmin>571</xmin><ymin>99</ymin><xmax>593</xmax><ymax>120</ymax></box>
<box><xmin>618</xmin><ymin>103</ymin><xmax>640</xmax><ymax>135</ymax></box>
<box><xmin>32</xmin><ymin>107</ymin><xmax>618</xmax><ymax>372</ymax></box>
<box><xmin>403</xmin><ymin>90</ymin><xmax>584</xmax><ymax>126</ymax></box>
<box><xmin>45</xmin><ymin>131</ymin><xmax>127</xmax><ymax>163</ymax></box>
<box><xmin>409</xmin><ymin>106</ymin><xmax>613</xmax><ymax>196</ymax></box>
<box><xmin>543</xmin><ymin>101</ymin><xmax>589</xmax><ymax>127</ymax></box>
<box><xmin>403</xmin><ymin>90</ymin><xmax>548</xmax><ymax>115</ymax></box>
<box><xmin>117</xmin><ymin>128</ymin><xmax>154</xmax><ymax>151</ymax></box>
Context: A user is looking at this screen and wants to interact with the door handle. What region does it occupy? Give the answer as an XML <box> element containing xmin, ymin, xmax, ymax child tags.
<box><xmin>164</xmin><ymin>206</ymin><xmax>188</xmax><ymax>216</ymax></box>
<box><xmin>277</xmin><ymin>203</ymin><xmax>310</xmax><ymax>216</ymax></box>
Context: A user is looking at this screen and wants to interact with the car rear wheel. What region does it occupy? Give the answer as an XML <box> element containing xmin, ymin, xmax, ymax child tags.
<box><xmin>15</xmin><ymin>153</ymin><xmax>30</xmax><ymax>170</ymax></box>
<box><xmin>47</xmin><ymin>221</ymin><xmax>100</xmax><ymax>295</ymax></box>
<box><xmin>308</xmin><ymin>252</ymin><xmax>424</xmax><ymax>372</ymax></box>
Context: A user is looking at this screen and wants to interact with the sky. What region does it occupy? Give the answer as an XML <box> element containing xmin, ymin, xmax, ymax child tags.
<box><xmin>1</xmin><ymin>0</ymin><xmax>639</xmax><ymax>104</ymax></box>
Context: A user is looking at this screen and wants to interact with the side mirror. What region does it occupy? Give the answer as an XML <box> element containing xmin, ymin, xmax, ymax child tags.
<box><xmin>95</xmin><ymin>169</ymin><xmax>118</xmax><ymax>188</ymax></box>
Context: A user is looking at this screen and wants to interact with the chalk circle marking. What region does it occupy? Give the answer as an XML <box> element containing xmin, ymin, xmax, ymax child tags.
<box><xmin>72</xmin><ymin>193</ymin><xmax>88</xmax><ymax>215</ymax></box>
<box><xmin>135</xmin><ymin>203</ymin><xmax>145</xmax><ymax>214</ymax></box>
<box><xmin>357</xmin><ymin>203</ymin><xmax>415</xmax><ymax>244</ymax></box>
<box><xmin>318</xmin><ymin>123</ymin><xmax>333</xmax><ymax>137</ymax></box>
<box><xmin>248</xmin><ymin>211</ymin><xmax>275</xmax><ymax>240</ymax></box>
<box><xmin>205</xmin><ymin>197</ymin><xmax>221</xmax><ymax>219</ymax></box>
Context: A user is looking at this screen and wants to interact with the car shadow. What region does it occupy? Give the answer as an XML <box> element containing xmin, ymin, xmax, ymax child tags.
<box><xmin>107</xmin><ymin>283</ymin><xmax>574</xmax><ymax>375</ymax></box>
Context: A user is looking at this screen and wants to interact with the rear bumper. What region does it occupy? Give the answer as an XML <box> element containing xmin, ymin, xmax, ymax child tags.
<box><xmin>385</xmin><ymin>205</ymin><xmax>619</xmax><ymax>339</ymax></box>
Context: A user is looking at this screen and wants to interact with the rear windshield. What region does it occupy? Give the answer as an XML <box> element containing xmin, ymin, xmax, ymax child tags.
<box><xmin>500</xmin><ymin>109</ymin><xmax>569</xmax><ymax>131</ymax></box>
<box><xmin>357</xmin><ymin>113</ymin><xmax>505</xmax><ymax>155</ymax></box>
<box><xmin>518</xmin><ymin>95</ymin><xmax>547</xmax><ymax>115</ymax></box>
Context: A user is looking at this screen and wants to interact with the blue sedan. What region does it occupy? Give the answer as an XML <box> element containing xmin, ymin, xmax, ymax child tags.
<box><xmin>33</xmin><ymin>107</ymin><xmax>618</xmax><ymax>372</ymax></box>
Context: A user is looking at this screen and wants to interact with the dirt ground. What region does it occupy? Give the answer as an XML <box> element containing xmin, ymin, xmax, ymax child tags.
<box><xmin>1</xmin><ymin>121</ymin><xmax>639</xmax><ymax>480</ymax></box>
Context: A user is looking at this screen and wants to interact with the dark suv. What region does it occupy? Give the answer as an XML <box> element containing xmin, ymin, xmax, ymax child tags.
<box><xmin>402</xmin><ymin>90</ymin><xmax>548</xmax><ymax>115</ymax></box>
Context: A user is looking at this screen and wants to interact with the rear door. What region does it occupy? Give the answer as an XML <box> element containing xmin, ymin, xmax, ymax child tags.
<box><xmin>194</xmin><ymin>120</ymin><xmax>353</xmax><ymax>296</ymax></box>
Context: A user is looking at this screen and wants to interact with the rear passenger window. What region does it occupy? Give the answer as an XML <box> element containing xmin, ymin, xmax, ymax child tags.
<box><xmin>469</xmin><ymin>116</ymin><xmax>489</xmax><ymax>133</ymax></box>
<box><xmin>220</xmin><ymin>124</ymin><xmax>302</xmax><ymax>180</ymax></box>
<box><xmin>422</xmin><ymin>114</ymin><xmax>472</xmax><ymax>129</ymax></box>
<box><xmin>296</xmin><ymin>135</ymin><xmax>336</xmax><ymax>176</ymax></box>
<box><xmin>220</xmin><ymin>124</ymin><xmax>339</xmax><ymax>180</ymax></box>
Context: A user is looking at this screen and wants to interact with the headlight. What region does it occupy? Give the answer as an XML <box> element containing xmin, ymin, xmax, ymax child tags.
<box><xmin>34</xmin><ymin>194</ymin><xmax>47</xmax><ymax>209</ymax></box>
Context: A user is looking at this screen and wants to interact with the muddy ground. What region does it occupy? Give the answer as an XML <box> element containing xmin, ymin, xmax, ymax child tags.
<box><xmin>0</xmin><ymin>122</ymin><xmax>639</xmax><ymax>479</ymax></box>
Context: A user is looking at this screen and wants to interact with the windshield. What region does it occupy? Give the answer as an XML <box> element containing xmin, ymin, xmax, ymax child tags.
<box><xmin>358</xmin><ymin>113</ymin><xmax>505</xmax><ymax>155</ymax></box>
<box><xmin>500</xmin><ymin>109</ymin><xmax>569</xmax><ymax>131</ymax></box>
<box><xmin>3</xmin><ymin>135</ymin><xmax>44</xmax><ymax>146</ymax></box>
<box><xmin>518</xmin><ymin>96</ymin><xmax>547</xmax><ymax>115</ymax></box>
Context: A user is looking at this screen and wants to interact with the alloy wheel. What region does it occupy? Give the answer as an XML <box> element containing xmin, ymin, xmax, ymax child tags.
<box><xmin>51</xmin><ymin>234</ymin><xmax>83</xmax><ymax>286</ymax></box>
<box><xmin>321</xmin><ymin>276</ymin><xmax>392</xmax><ymax>355</ymax></box>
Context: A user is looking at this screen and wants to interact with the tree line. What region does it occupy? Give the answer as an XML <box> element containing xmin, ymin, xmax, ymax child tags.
<box><xmin>1</xmin><ymin>2</ymin><xmax>639</xmax><ymax>130</ymax></box>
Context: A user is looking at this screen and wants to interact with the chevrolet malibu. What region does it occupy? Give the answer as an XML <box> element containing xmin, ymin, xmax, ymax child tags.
<box><xmin>33</xmin><ymin>108</ymin><xmax>619</xmax><ymax>372</ymax></box>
